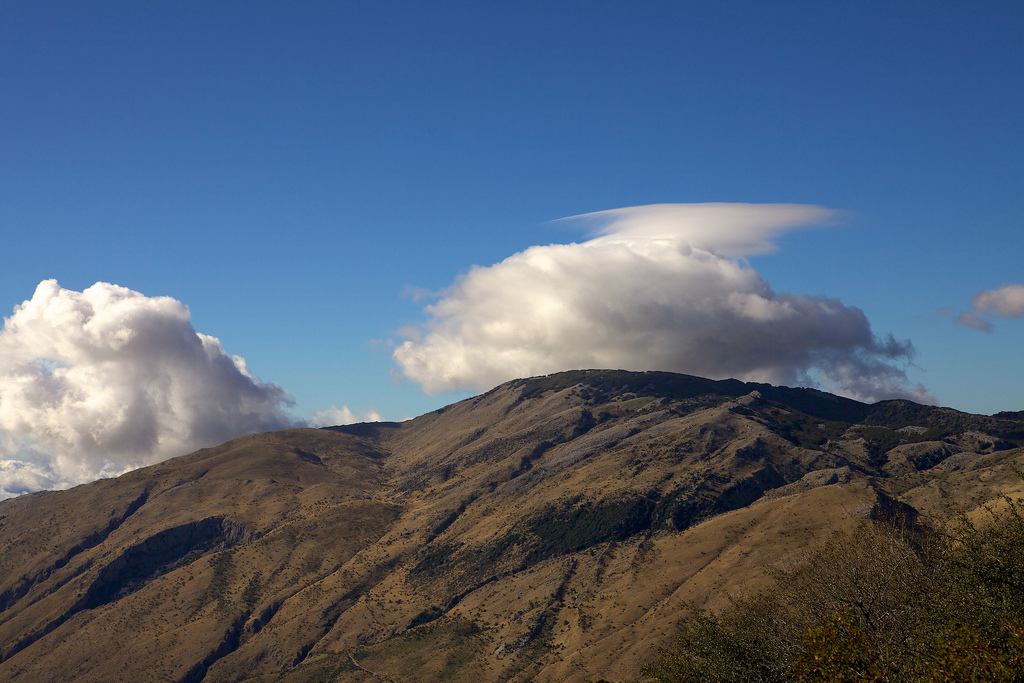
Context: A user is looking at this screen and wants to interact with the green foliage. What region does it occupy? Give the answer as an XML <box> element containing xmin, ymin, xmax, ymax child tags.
<box><xmin>914</xmin><ymin>621</ymin><xmax>1024</xmax><ymax>682</ymax></box>
<box><xmin>642</xmin><ymin>493</ymin><xmax>1024</xmax><ymax>683</ymax></box>
<box><xmin>795</xmin><ymin>606</ymin><xmax>885</xmax><ymax>682</ymax></box>
<box><xmin>643</xmin><ymin>598</ymin><xmax>798</xmax><ymax>683</ymax></box>
<box><xmin>942</xmin><ymin>496</ymin><xmax>1024</xmax><ymax>613</ymax></box>
<box><xmin>794</xmin><ymin>615</ymin><xmax>1024</xmax><ymax>682</ymax></box>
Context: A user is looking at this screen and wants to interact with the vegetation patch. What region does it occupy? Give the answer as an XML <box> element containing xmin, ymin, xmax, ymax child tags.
<box><xmin>641</xmin><ymin>494</ymin><xmax>1024</xmax><ymax>682</ymax></box>
<box><xmin>350</xmin><ymin>616</ymin><xmax>487</xmax><ymax>681</ymax></box>
<box><xmin>511</xmin><ymin>440</ymin><xmax>555</xmax><ymax>478</ymax></box>
<box><xmin>408</xmin><ymin>605</ymin><xmax>445</xmax><ymax>628</ymax></box>
<box><xmin>82</xmin><ymin>517</ymin><xmax>236</xmax><ymax>612</ymax></box>
<box><xmin>524</xmin><ymin>496</ymin><xmax>658</xmax><ymax>563</ymax></box>
<box><xmin>867</xmin><ymin>401</ymin><xmax>1024</xmax><ymax>444</ymax></box>
<box><xmin>758</xmin><ymin>408</ymin><xmax>847</xmax><ymax>450</ymax></box>
<box><xmin>466</xmin><ymin>477</ymin><xmax>795</xmax><ymax>574</ymax></box>
<box><xmin>409</xmin><ymin>542</ymin><xmax>459</xmax><ymax>579</ymax></box>
<box><xmin>516</xmin><ymin>370</ymin><xmax>750</xmax><ymax>404</ymax></box>
<box><xmin>200</xmin><ymin>550</ymin><xmax>235</xmax><ymax>613</ymax></box>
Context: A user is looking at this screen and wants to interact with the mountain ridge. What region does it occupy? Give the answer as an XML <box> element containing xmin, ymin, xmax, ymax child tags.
<box><xmin>1</xmin><ymin>369</ymin><xmax>1022</xmax><ymax>682</ymax></box>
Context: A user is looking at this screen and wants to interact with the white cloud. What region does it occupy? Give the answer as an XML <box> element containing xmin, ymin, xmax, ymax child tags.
<box><xmin>567</xmin><ymin>203</ymin><xmax>839</xmax><ymax>256</ymax></box>
<box><xmin>972</xmin><ymin>283</ymin><xmax>1024</xmax><ymax>318</ymax></box>
<box><xmin>947</xmin><ymin>283</ymin><xmax>1024</xmax><ymax>333</ymax></box>
<box><xmin>393</xmin><ymin>203</ymin><xmax>929</xmax><ymax>404</ymax></box>
<box><xmin>310</xmin><ymin>404</ymin><xmax>383</xmax><ymax>427</ymax></box>
<box><xmin>0</xmin><ymin>457</ymin><xmax>71</xmax><ymax>500</ymax></box>
<box><xmin>0</xmin><ymin>280</ymin><xmax>298</xmax><ymax>499</ymax></box>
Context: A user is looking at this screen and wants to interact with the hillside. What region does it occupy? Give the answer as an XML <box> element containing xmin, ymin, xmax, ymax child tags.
<box><xmin>1</xmin><ymin>370</ymin><xmax>1022</xmax><ymax>682</ymax></box>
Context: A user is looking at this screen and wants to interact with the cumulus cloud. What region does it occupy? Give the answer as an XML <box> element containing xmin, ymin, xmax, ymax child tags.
<box><xmin>0</xmin><ymin>280</ymin><xmax>298</xmax><ymax>499</ymax></box>
<box><xmin>393</xmin><ymin>203</ymin><xmax>929</xmax><ymax>404</ymax></box>
<box><xmin>973</xmin><ymin>284</ymin><xmax>1024</xmax><ymax>319</ymax></box>
<box><xmin>310</xmin><ymin>405</ymin><xmax>383</xmax><ymax>427</ymax></box>
<box><xmin>949</xmin><ymin>283</ymin><xmax>1024</xmax><ymax>333</ymax></box>
<box><xmin>0</xmin><ymin>457</ymin><xmax>71</xmax><ymax>501</ymax></box>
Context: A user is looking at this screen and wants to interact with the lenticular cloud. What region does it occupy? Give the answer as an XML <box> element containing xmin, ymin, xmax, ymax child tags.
<box><xmin>393</xmin><ymin>203</ymin><xmax>929</xmax><ymax>403</ymax></box>
<box><xmin>0</xmin><ymin>280</ymin><xmax>297</xmax><ymax>499</ymax></box>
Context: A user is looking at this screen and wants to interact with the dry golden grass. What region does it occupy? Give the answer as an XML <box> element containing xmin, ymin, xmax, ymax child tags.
<box><xmin>1</xmin><ymin>372</ymin><xmax>1021</xmax><ymax>682</ymax></box>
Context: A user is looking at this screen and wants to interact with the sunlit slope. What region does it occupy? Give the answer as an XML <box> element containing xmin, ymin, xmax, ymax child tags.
<box><xmin>1</xmin><ymin>370</ymin><xmax>1021</xmax><ymax>682</ymax></box>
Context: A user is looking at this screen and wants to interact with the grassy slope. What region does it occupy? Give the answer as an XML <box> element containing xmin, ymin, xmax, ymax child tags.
<box><xmin>1</xmin><ymin>370</ymin><xmax>1022</xmax><ymax>682</ymax></box>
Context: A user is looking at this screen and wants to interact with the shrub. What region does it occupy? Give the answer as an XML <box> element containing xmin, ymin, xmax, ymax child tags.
<box><xmin>641</xmin><ymin>493</ymin><xmax>1024</xmax><ymax>682</ymax></box>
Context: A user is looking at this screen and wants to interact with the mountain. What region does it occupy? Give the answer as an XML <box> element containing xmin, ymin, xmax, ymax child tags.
<box><xmin>1</xmin><ymin>370</ymin><xmax>1022</xmax><ymax>682</ymax></box>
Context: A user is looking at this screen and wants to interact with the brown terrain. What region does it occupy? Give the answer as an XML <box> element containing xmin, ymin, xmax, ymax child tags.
<box><xmin>1</xmin><ymin>369</ymin><xmax>1022</xmax><ymax>682</ymax></box>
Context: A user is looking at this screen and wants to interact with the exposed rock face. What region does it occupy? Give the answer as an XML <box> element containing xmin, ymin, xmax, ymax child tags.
<box><xmin>1</xmin><ymin>369</ymin><xmax>1022</xmax><ymax>682</ymax></box>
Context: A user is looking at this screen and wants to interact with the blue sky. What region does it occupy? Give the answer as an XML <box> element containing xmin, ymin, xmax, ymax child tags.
<box><xmin>1</xmin><ymin>2</ymin><xmax>1022</xmax><ymax>494</ymax></box>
